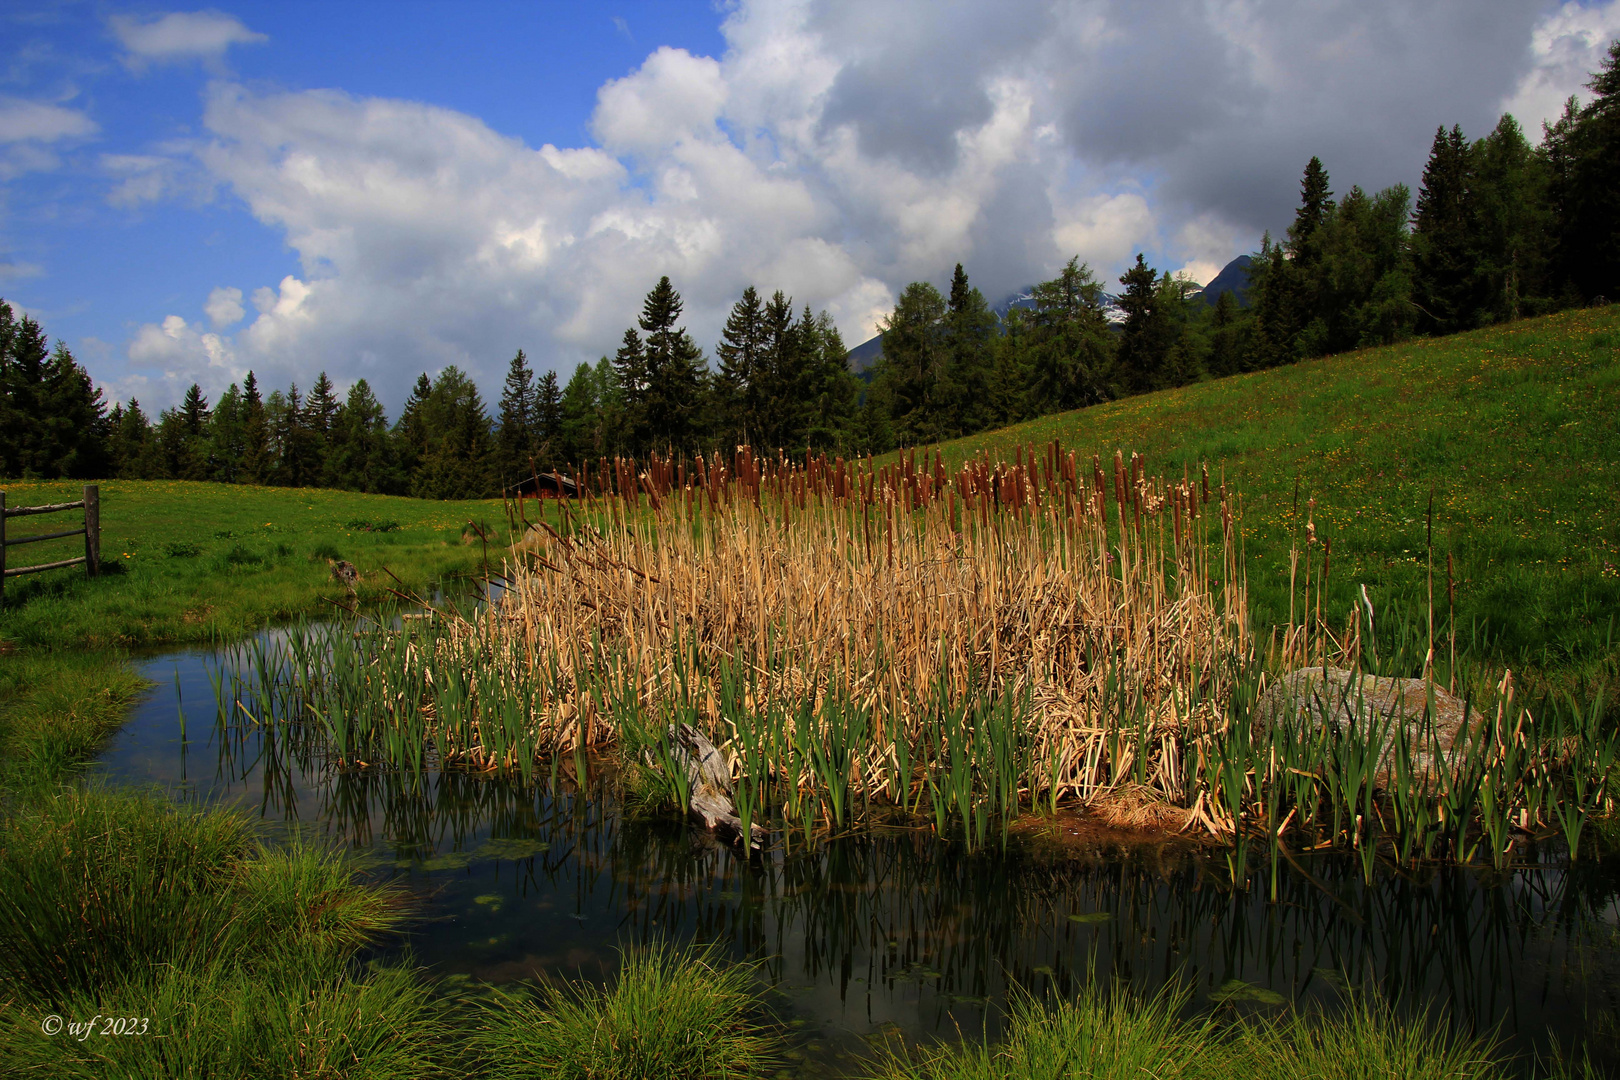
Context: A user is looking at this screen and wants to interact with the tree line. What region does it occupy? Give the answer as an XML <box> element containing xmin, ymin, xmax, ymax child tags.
<box><xmin>4</xmin><ymin>41</ymin><xmax>1616</xmax><ymax>496</ymax></box>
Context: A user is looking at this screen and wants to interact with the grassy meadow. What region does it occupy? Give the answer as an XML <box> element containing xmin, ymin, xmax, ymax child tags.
<box><xmin>917</xmin><ymin>304</ymin><xmax>1620</xmax><ymax>695</ymax></box>
<box><xmin>0</xmin><ymin>478</ymin><xmax>512</xmax><ymax>652</ymax></box>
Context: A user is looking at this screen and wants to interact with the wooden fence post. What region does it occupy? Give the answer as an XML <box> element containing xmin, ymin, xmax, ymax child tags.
<box><xmin>1</xmin><ymin>490</ymin><xmax>7</xmax><ymax>607</ymax></box>
<box><xmin>83</xmin><ymin>485</ymin><xmax>100</xmax><ymax>578</ymax></box>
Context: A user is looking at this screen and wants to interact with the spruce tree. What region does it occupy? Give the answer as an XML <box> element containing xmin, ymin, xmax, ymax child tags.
<box><xmin>1411</xmin><ymin>125</ymin><xmax>1479</xmax><ymax>333</ymax></box>
<box><xmin>1565</xmin><ymin>39</ymin><xmax>1620</xmax><ymax>300</ymax></box>
<box><xmin>111</xmin><ymin>399</ymin><xmax>157</xmax><ymax>479</ymax></box>
<box><xmin>394</xmin><ymin>374</ymin><xmax>433</xmax><ymax>483</ymax></box>
<box><xmin>759</xmin><ymin>290</ymin><xmax>800</xmax><ymax>449</ymax></box>
<box><xmin>612</xmin><ymin>328</ymin><xmax>648</xmax><ymax>448</ymax></box>
<box><xmin>209</xmin><ymin>384</ymin><xmax>246</xmax><ymax>483</ymax></box>
<box><xmin>327</xmin><ymin>378</ymin><xmax>397</xmax><ymax>493</ymax></box>
<box><xmin>239</xmin><ymin>371</ymin><xmax>270</xmax><ymax>484</ymax></box>
<box><xmin>1023</xmin><ymin>258</ymin><xmax>1115</xmax><ymax>413</ymax></box>
<box><xmin>39</xmin><ymin>341</ymin><xmax>109</xmax><ymax>478</ymax></box>
<box><xmin>635</xmin><ymin>277</ymin><xmax>707</xmax><ymax>454</ymax></box>
<box><xmin>1289</xmin><ymin>157</ymin><xmax>1335</xmax><ymax>262</ymax></box>
<box><xmin>1471</xmin><ymin>114</ymin><xmax>1553</xmax><ymax>322</ymax></box>
<box><xmin>410</xmin><ymin>365</ymin><xmax>494</xmax><ymax>500</ymax></box>
<box><xmin>535</xmin><ymin>369</ymin><xmax>563</xmax><ymax>469</ymax></box>
<box><xmin>800</xmin><ymin>308</ymin><xmax>859</xmax><ymax>454</ymax></box>
<box><xmin>496</xmin><ymin>349</ymin><xmax>539</xmax><ymax>486</ymax></box>
<box><xmin>1116</xmin><ymin>254</ymin><xmax>1177</xmax><ymax>394</ymax></box>
<box><xmin>716</xmin><ymin>286</ymin><xmax>767</xmax><ymax>445</ymax></box>
<box><xmin>0</xmin><ymin>311</ymin><xmax>49</xmax><ymax>476</ymax></box>
<box><xmin>944</xmin><ymin>264</ymin><xmax>997</xmax><ymax>438</ymax></box>
<box><xmin>874</xmin><ymin>281</ymin><xmax>948</xmax><ymax>445</ymax></box>
<box><xmin>176</xmin><ymin>383</ymin><xmax>212</xmax><ymax>480</ymax></box>
<box><xmin>558</xmin><ymin>362</ymin><xmax>600</xmax><ymax>467</ymax></box>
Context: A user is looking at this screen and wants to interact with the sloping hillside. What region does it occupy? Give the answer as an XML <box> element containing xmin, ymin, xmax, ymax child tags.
<box><xmin>924</xmin><ymin>305</ymin><xmax>1620</xmax><ymax>692</ymax></box>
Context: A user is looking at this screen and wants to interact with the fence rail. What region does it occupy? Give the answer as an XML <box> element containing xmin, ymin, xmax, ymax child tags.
<box><xmin>0</xmin><ymin>485</ymin><xmax>100</xmax><ymax>605</ymax></box>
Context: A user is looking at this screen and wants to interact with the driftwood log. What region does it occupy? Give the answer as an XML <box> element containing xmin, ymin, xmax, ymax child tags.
<box><xmin>665</xmin><ymin>723</ymin><xmax>767</xmax><ymax>850</ymax></box>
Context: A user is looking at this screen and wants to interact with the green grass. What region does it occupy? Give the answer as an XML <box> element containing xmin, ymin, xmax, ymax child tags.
<box><xmin>869</xmin><ymin>985</ymin><xmax>1595</xmax><ymax>1080</ymax></box>
<box><xmin>474</xmin><ymin>941</ymin><xmax>780</xmax><ymax>1080</ymax></box>
<box><xmin>0</xmin><ymin>479</ymin><xmax>514</xmax><ymax>652</ymax></box>
<box><xmin>0</xmin><ymin>788</ymin><xmax>445</xmax><ymax>1078</ymax></box>
<box><xmin>0</xmin><ymin>484</ymin><xmax>517</xmax><ymax>1077</ymax></box>
<box><xmin>916</xmin><ymin>305</ymin><xmax>1620</xmax><ymax>694</ymax></box>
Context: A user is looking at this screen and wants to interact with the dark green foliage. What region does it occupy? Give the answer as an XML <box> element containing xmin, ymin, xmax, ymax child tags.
<box><xmin>629</xmin><ymin>276</ymin><xmax>708</xmax><ymax>454</ymax></box>
<box><xmin>1558</xmin><ymin>40</ymin><xmax>1620</xmax><ymax>301</ymax></box>
<box><xmin>410</xmin><ymin>365</ymin><xmax>494</xmax><ymax>500</ymax></box>
<box><xmin>326</xmin><ymin>378</ymin><xmax>399</xmax><ymax>493</ymax></box>
<box><xmin>873</xmin><ymin>280</ymin><xmax>949</xmax><ymax>445</ymax></box>
<box><xmin>1412</xmin><ymin>125</ymin><xmax>1480</xmax><ymax>334</ymax></box>
<box><xmin>495</xmin><ymin>349</ymin><xmax>538</xmax><ymax>487</ymax></box>
<box><xmin>715</xmin><ymin>284</ymin><xmax>768</xmax><ymax>445</ymax></box>
<box><xmin>535</xmin><ymin>368</ymin><xmax>563</xmax><ymax>469</ymax></box>
<box><xmin>1020</xmin><ymin>257</ymin><xmax>1114</xmax><ymax>413</ymax></box>
<box><xmin>1116</xmin><ymin>254</ymin><xmax>1179</xmax><ymax>394</ymax></box>
<box><xmin>0</xmin><ymin>304</ymin><xmax>109</xmax><ymax>479</ymax></box>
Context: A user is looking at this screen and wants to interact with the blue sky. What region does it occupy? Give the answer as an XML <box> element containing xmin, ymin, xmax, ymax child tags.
<box><xmin>3</xmin><ymin>1</ymin><xmax>1617</xmax><ymax>416</ymax></box>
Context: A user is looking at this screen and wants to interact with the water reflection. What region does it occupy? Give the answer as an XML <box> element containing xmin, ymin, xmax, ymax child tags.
<box><xmin>91</xmin><ymin>637</ymin><xmax>1620</xmax><ymax>1074</ymax></box>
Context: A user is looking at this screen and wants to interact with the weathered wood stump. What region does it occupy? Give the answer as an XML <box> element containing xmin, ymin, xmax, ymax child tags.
<box><xmin>665</xmin><ymin>723</ymin><xmax>767</xmax><ymax>850</ymax></box>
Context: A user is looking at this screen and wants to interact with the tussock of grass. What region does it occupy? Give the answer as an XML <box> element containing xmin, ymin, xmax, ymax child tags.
<box><xmin>0</xmin><ymin>651</ymin><xmax>146</xmax><ymax>786</ymax></box>
<box><xmin>871</xmin><ymin>987</ymin><xmax>1511</xmax><ymax>1080</ymax></box>
<box><xmin>0</xmin><ymin>789</ymin><xmax>439</xmax><ymax>1078</ymax></box>
<box><xmin>475</xmin><ymin>941</ymin><xmax>778</xmax><ymax>1080</ymax></box>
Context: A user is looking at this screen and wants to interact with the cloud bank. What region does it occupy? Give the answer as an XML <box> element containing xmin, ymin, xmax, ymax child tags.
<box><xmin>108</xmin><ymin>0</ymin><xmax>1620</xmax><ymax>413</ymax></box>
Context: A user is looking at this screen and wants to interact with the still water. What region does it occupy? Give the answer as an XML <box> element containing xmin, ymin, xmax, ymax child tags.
<box><xmin>92</xmin><ymin>632</ymin><xmax>1620</xmax><ymax>1075</ymax></box>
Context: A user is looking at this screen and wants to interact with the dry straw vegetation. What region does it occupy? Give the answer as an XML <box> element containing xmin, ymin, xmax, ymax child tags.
<box><xmin>251</xmin><ymin>441</ymin><xmax>1616</xmax><ymax>868</ymax></box>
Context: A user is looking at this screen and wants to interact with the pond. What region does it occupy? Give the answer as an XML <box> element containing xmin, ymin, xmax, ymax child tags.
<box><xmin>91</xmin><ymin>631</ymin><xmax>1620</xmax><ymax>1076</ymax></box>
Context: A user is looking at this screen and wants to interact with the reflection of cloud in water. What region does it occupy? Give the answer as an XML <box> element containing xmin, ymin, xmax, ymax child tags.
<box><xmin>90</xmin><ymin>638</ymin><xmax>1620</xmax><ymax>1072</ymax></box>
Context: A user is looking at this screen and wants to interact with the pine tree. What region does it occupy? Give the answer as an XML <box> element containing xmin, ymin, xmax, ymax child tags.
<box><xmin>635</xmin><ymin>277</ymin><xmax>707</xmax><ymax>454</ymax></box>
<box><xmin>1471</xmin><ymin>114</ymin><xmax>1553</xmax><ymax>322</ymax></box>
<box><xmin>0</xmin><ymin>310</ymin><xmax>50</xmax><ymax>476</ymax></box>
<box><xmin>1289</xmin><ymin>157</ymin><xmax>1335</xmax><ymax>263</ymax></box>
<box><xmin>1023</xmin><ymin>258</ymin><xmax>1115</xmax><ymax>412</ymax></box>
<box><xmin>239</xmin><ymin>371</ymin><xmax>270</xmax><ymax>484</ymax></box>
<box><xmin>326</xmin><ymin>378</ymin><xmax>397</xmax><ymax>493</ymax></box>
<box><xmin>495</xmin><ymin>349</ymin><xmax>539</xmax><ymax>486</ymax></box>
<box><xmin>800</xmin><ymin>309</ymin><xmax>859</xmax><ymax>454</ymax></box>
<box><xmin>874</xmin><ymin>281</ymin><xmax>948</xmax><ymax>445</ymax></box>
<box><xmin>535</xmin><ymin>369</ymin><xmax>563</xmax><ymax>469</ymax></box>
<box><xmin>1412</xmin><ymin>125</ymin><xmax>1479</xmax><ymax>333</ymax></box>
<box><xmin>1248</xmin><ymin>233</ymin><xmax>1302</xmax><ymax>367</ymax></box>
<box><xmin>612</xmin><ymin>328</ymin><xmax>648</xmax><ymax>448</ymax></box>
<box><xmin>715</xmin><ymin>286</ymin><xmax>768</xmax><ymax>444</ymax></box>
<box><xmin>943</xmin><ymin>264</ymin><xmax>997</xmax><ymax>438</ymax></box>
<box><xmin>410</xmin><ymin>365</ymin><xmax>494</xmax><ymax>500</ymax></box>
<box><xmin>758</xmin><ymin>290</ymin><xmax>801</xmax><ymax>450</ymax></box>
<box><xmin>209</xmin><ymin>384</ymin><xmax>246</xmax><ymax>482</ymax></box>
<box><xmin>394</xmin><ymin>374</ymin><xmax>433</xmax><ymax>482</ymax></box>
<box><xmin>1564</xmin><ymin>39</ymin><xmax>1620</xmax><ymax>300</ymax></box>
<box><xmin>39</xmin><ymin>341</ymin><xmax>109</xmax><ymax>478</ymax></box>
<box><xmin>176</xmin><ymin>383</ymin><xmax>212</xmax><ymax>480</ymax></box>
<box><xmin>558</xmin><ymin>362</ymin><xmax>600</xmax><ymax>467</ymax></box>
<box><xmin>1116</xmin><ymin>254</ymin><xmax>1178</xmax><ymax>394</ymax></box>
<box><xmin>111</xmin><ymin>399</ymin><xmax>157</xmax><ymax>479</ymax></box>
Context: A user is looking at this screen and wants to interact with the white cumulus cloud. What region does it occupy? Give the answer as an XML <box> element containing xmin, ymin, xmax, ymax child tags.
<box><xmin>110</xmin><ymin>10</ymin><xmax>267</xmax><ymax>71</ymax></box>
<box><xmin>205</xmin><ymin>286</ymin><xmax>245</xmax><ymax>328</ymax></box>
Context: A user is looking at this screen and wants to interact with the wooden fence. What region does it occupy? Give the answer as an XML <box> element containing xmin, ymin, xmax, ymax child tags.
<box><xmin>0</xmin><ymin>485</ymin><xmax>100</xmax><ymax>606</ymax></box>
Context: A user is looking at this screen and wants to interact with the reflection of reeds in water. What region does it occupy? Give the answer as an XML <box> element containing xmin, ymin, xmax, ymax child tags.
<box><xmin>223</xmin><ymin>443</ymin><xmax>1618</xmax><ymax>866</ymax></box>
